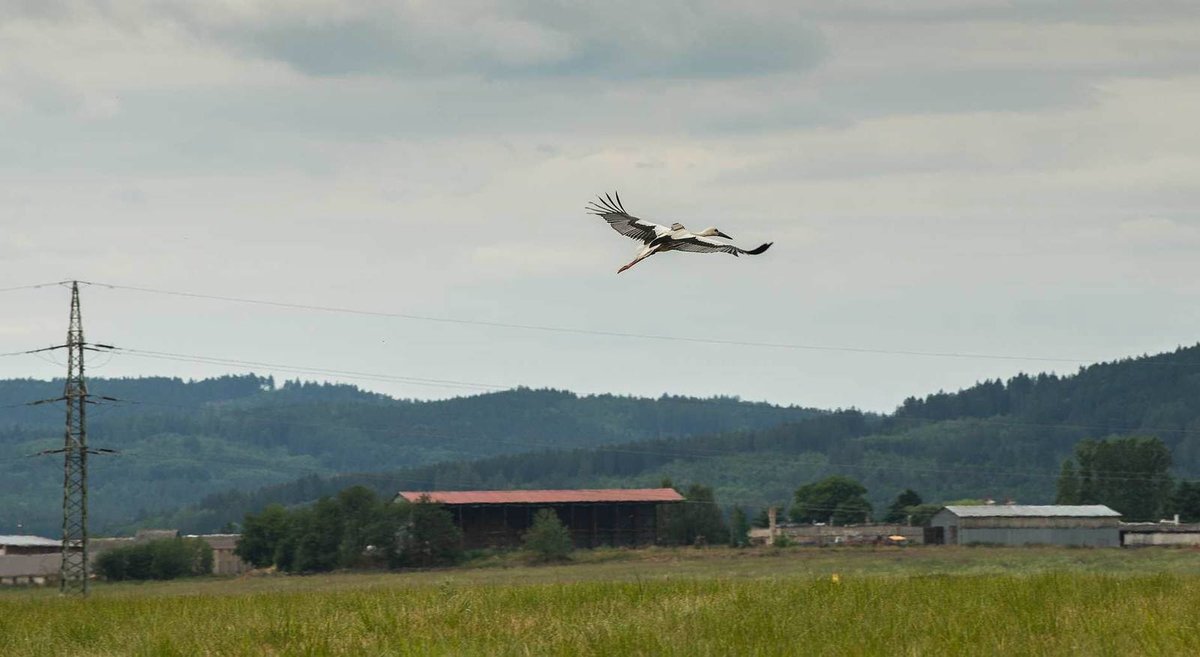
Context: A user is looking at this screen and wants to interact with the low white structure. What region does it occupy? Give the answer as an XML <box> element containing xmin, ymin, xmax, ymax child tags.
<box><xmin>1121</xmin><ymin>523</ymin><xmax>1200</xmax><ymax>547</ymax></box>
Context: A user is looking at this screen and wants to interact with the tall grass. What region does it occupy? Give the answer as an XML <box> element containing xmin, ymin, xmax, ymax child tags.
<box><xmin>2</xmin><ymin>571</ymin><xmax>1199</xmax><ymax>655</ymax></box>
<box><xmin>3</xmin><ymin>547</ymin><xmax>1198</xmax><ymax>655</ymax></box>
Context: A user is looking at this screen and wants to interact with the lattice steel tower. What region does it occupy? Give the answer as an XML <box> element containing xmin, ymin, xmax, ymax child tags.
<box><xmin>59</xmin><ymin>281</ymin><xmax>89</xmax><ymax>595</ymax></box>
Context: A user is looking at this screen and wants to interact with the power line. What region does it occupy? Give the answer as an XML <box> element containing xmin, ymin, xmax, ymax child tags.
<box><xmin>33</xmin><ymin>396</ymin><xmax>1194</xmax><ymax>484</ymax></box>
<box><xmin>93</xmin><ymin>378</ymin><xmax>1200</xmax><ymax>447</ymax></box>
<box><xmin>74</xmin><ymin>451</ymin><xmax>1189</xmax><ymax>512</ymax></box>
<box><xmin>20</xmin><ymin>386</ymin><xmax>1200</xmax><ymax>481</ymax></box>
<box><xmin>105</xmin><ymin>347</ymin><xmax>817</xmax><ymax>408</ymax></box>
<box><xmin>0</xmin><ymin>279</ymin><xmax>1195</xmax><ymax>514</ymax></box>
<box><xmin>111</xmin><ymin>347</ymin><xmax>506</xmax><ymax>392</ymax></box>
<box><xmin>78</xmin><ymin>279</ymin><xmax>1097</xmax><ymax>364</ymax></box>
<box><xmin>7</xmin><ymin>371</ymin><xmax>1200</xmax><ymax>483</ymax></box>
<box><xmin>0</xmin><ymin>281</ymin><xmax>70</xmax><ymax>294</ymax></box>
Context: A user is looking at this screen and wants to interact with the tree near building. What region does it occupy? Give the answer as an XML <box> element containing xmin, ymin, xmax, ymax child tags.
<box><xmin>397</xmin><ymin>495</ymin><xmax>464</xmax><ymax>568</ymax></box>
<box><xmin>1056</xmin><ymin>435</ymin><xmax>1173</xmax><ymax>521</ymax></box>
<box><xmin>1056</xmin><ymin>461</ymin><xmax>1080</xmax><ymax>504</ymax></box>
<box><xmin>831</xmin><ymin>497</ymin><xmax>872</xmax><ymax>526</ymax></box>
<box><xmin>661</xmin><ymin>484</ymin><xmax>728</xmax><ymax>546</ymax></box>
<box><xmin>791</xmin><ymin>476</ymin><xmax>872</xmax><ymax>525</ymax></box>
<box><xmin>291</xmin><ymin>496</ymin><xmax>345</xmax><ymax>573</ymax></box>
<box><xmin>882</xmin><ymin>489</ymin><xmax>923</xmax><ymax>524</ymax></box>
<box><xmin>235</xmin><ymin>503</ymin><xmax>289</xmax><ymax>568</ymax></box>
<box><xmin>728</xmin><ymin>507</ymin><xmax>751</xmax><ymax>548</ymax></box>
<box><xmin>523</xmin><ymin>508</ymin><xmax>574</xmax><ymax>562</ymax></box>
<box><xmin>236</xmin><ymin>486</ymin><xmax>435</xmax><ymax>573</ymax></box>
<box><xmin>96</xmin><ymin>538</ymin><xmax>213</xmax><ymax>581</ymax></box>
<box><xmin>905</xmin><ymin>504</ymin><xmax>942</xmax><ymax>526</ymax></box>
<box><xmin>1171</xmin><ymin>481</ymin><xmax>1200</xmax><ymax>522</ymax></box>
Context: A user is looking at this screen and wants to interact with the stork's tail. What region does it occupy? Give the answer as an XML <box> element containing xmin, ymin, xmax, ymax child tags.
<box><xmin>744</xmin><ymin>242</ymin><xmax>773</xmax><ymax>255</ymax></box>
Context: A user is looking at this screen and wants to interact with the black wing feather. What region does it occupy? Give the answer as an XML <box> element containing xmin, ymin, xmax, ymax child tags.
<box><xmin>673</xmin><ymin>237</ymin><xmax>773</xmax><ymax>256</ymax></box>
<box><xmin>586</xmin><ymin>192</ymin><xmax>664</xmax><ymax>244</ymax></box>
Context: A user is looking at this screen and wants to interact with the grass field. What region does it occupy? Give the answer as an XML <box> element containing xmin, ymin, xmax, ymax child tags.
<box><xmin>3</xmin><ymin>546</ymin><xmax>1200</xmax><ymax>656</ymax></box>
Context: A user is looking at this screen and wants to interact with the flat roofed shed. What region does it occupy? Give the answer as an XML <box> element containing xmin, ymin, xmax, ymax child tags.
<box><xmin>395</xmin><ymin>488</ymin><xmax>684</xmax><ymax>549</ymax></box>
<box><xmin>928</xmin><ymin>504</ymin><xmax>1122</xmax><ymax>547</ymax></box>
<box><xmin>0</xmin><ymin>535</ymin><xmax>62</xmax><ymax>556</ymax></box>
<box><xmin>0</xmin><ymin>535</ymin><xmax>60</xmax><ymax>548</ymax></box>
<box><xmin>943</xmin><ymin>505</ymin><xmax>1120</xmax><ymax>518</ymax></box>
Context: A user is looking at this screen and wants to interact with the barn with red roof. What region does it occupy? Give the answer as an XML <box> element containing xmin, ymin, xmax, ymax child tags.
<box><xmin>395</xmin><ymin>488</ymin><xmax>684</xmax><ymax>549</ymax></box>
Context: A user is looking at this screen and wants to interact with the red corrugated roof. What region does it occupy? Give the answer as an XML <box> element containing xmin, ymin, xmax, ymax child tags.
<box><xmin>396</xmin><ymin>488</ymin><xmax>684</xmax><ymax>505</ymax></box>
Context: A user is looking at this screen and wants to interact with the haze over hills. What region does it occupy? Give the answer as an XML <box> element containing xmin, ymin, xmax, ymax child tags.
<box><xmin>153</xmin><ymin>344</ymin><xmax>1200</xmax><ymax>533</ymax></box>
<box><xmin>0</xmin><ymin>376</ymin><xmax>816</xmax><ymax>535</ymax></box>
<box><xmin>8</xmin><ymin>343</ymin><xmax>1200</xmax><ymax>536</ymax></box>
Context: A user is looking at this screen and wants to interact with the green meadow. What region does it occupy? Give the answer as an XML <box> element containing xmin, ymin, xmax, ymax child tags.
<box><xmin>3</xmin><ymin>546</ymin><xmax>1200</xmax><ymax>656</ymax></box>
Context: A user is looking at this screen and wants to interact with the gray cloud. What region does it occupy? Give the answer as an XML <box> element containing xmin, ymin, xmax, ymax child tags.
<box><xmin>803</xmin><ymin>0</ymin><xmax>1200</xmax><ymax>25</ymax></box>
<box><xmin>164</xmin><ymin>2</ymin><xmax>826</xmax><ymax>79</ymax></box>
<box><xmin>3</xmin><ymin>2</ymin><xmax>1200</xmax><ymax>412</ymax></box>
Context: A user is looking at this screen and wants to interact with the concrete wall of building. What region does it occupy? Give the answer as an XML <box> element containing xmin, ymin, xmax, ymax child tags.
<box><xmin>750</xmin><ymin>524</ymin><xmax>924</xmax><ymax>546</ymax></box>
<box><xmin>958</xmin><ymin>517</ymin><xmax>1118</xmax><ymax>530</ymax></box>
<box><xmin>1123</xmin><ymin>532</ymin><xmax>1200</xmax><ymax>546</ymax></box>
<box><xmin>928</xmin><ymin>510</ymin><xmax>1120</xmax><ymax>547</ymax></box>
<box><xmin>0</xmin><ymin>554</ymin><xmax>60</xmax><ymax>586</ymax></box>
<box><xmin>210</xmin><ymin>547</ymin><xmax>250</xmax><ymax>576</ymax></box>
<box><xmin>958</xmin><ymin>527</ymin><xmax>1120</xmax><ymax>547</ymax></box>
<box><xmin>928</xmin><ymin>510</ymin><xmax>957</xmax><ymax>542</ymax></box>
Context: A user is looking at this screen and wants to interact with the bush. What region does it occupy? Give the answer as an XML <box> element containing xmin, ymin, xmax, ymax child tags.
<box><xmin>397</xmin><ymin>496</ymin><xmax>464</xmax><ymax>568</ymax></box>
<box><xmin>660</xmin><ymin>484</ymin><xmax>728</xmax><ymax>546</ymax></box>
<box><xmin>249</xmin><ymin>487</ymin><xmax>411</xmax><ymax>573</ymax></box>
<box><xmin>523</xmin><ymin>509</ymin><xmax>573</xmax><ymax>562</ymax></box>
<box><xmin>728</xmin><ymin>507</ymin><xmax>751</xmax><ymax>548</ymax></box>
<box><xmin>95</xmin><ymin>538</ymin><xmax>213</xmax><ymax>581</ymax></box>
<box><xmin>235</xmin><ymin>504</ymin><xmax>289</xmax><ymax>568</ymax></box>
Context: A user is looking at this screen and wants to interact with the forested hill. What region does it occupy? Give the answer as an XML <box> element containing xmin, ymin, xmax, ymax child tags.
<box><xmin>0</xmin><ymin>376</ymin><xmax>816</xmax><ymax>535</ymax></box>
<box><xmin>892</xmin><ymin>345</ymin><xmax>1200</xmax><ymax>431</ymax></box>
<box><xmin>157</xmin><ymin>344</ymin><xmax>1200</xmax><ymax>532</ymax></box>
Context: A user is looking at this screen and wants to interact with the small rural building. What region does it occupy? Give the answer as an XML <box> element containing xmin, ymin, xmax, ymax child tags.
<box><xmin>188</xmin><ymin>534</ymin><xmax>251</xmax><ymax>576</ymax></box>
<box><xmin>0</xmin><ymin>535</ymin><xmax>61</xmax><ymax>556</ymax></box>
<box><xmin>396</xmin><ymin>488</ymin><xmax>685</xmax><ymax>549</ymax></box>
<box><xmin>0</xmin><ymin>553</ymin><xmax>60</xmax><ymax>586</ymax></box>
<box><xmin>1121</xmin><ymin>523</ymin><xmax>1200</xmax><ymax>547</ymax></box>
<box><xmin>0</xmin><ymin>536</ymin><xmax>63</xmax><ymax>586</ymax></box>
<box><xmin>927</xmin><ymin>505</ymin><xmax>1121</xmax><ymax>547</ymax></box>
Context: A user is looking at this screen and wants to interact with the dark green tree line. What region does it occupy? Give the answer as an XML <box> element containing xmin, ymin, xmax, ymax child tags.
<box><xmin>95</xmin><ymin>538</ymin><xmax>213</xmax><ymax>581</ymax></box>
<box><xmin>235</xmin><ymin>486</ymin><xmax>461</xmax><ymax>572</ymax></box>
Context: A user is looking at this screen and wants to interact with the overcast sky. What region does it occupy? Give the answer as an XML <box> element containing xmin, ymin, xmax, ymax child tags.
<box><xmin>3</xmin><ymin>1</ymin><xmax>1200</xmax><ymax>412</ymax></box>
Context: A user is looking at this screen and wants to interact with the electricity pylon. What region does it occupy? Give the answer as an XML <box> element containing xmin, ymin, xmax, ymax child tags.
<box><xmin>59</xmin><ymin>281</ymin><xmax>89</xmax><ymax>595</ymax></box>
<box><xmin>26</xmin><ymin>282</ymin><xmax>117</xmax><ymax>595</ymax></box>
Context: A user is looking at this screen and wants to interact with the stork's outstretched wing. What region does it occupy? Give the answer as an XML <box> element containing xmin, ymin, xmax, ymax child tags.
<box><xmin>673</xmin><ymin>236</ymin><xmax>773</xmax><ymax>257</ymax></box>
<box><xmin>587</xmin><ymin>192</ymin><xmax>667</xmax><ymax>244</ymax></box>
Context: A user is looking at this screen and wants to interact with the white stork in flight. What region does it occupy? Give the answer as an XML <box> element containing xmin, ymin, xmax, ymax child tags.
<box><xmin>587</xmin><ymin>193</ymin><xmax>773</xmax><ymax>273</ymax></box>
